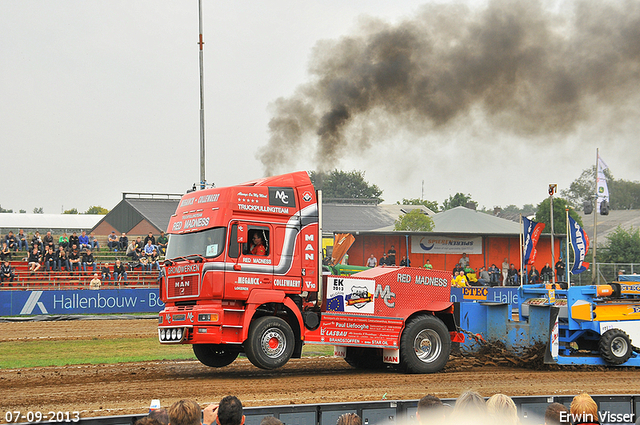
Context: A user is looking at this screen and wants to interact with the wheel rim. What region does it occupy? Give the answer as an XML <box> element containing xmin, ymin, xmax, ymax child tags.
<box><xmin>261</xmin><ymin>328</ymin><xmax>286</xmax><ymax>358</ymax></box>
<box><xmin>413</xmin><ymin>329</ymin><xmax>442</xmax><ymax>363</ymax></box>
<box><xmin>611</xmin><ymin>336</ymin><xmax>629</xmax><ymax>357</ymax></box>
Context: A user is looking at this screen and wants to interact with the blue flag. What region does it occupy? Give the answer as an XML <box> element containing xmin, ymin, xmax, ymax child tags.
<box><xmin>569</xmin><ymin>216</ymin><xmax>590</xmax><ymax>274</ymax></box>
<box><xmin>523</xmin><ymin>217</ymin><xmax>545</xmax><ymax>265</ymax></box>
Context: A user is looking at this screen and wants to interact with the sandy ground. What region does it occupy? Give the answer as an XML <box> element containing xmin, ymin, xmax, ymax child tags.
<box><xmin>1</xmin><ymin>319</ymin><xmax>640</xmax><ymax>421</ymax></box>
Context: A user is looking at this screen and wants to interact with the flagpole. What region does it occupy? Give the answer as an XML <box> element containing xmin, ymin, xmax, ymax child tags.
<box><xmin>566</xmin><ymin>208</ymin><xmax>571</xmax><ymax>288</ymax></box>
<box><xmin>592</xmin><ymin>148</ymin><xmax>599</xmax><ymax>284</ymax></box>
<box><xmin>519</xmin><ymin>214</ymin><xmax>524</xmax><ymax>286</ymax></box>
<box><xmin>549</xmin><ymin>186</ymin><xmax>556</xmax><ymax>285</ymax></box>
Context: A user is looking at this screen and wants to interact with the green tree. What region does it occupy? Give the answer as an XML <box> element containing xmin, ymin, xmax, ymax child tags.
<box><xmin>63</xmin><ymin>208</ymin><xmax>79</xmax><ymax>214</ymax></box>
<box><xmin>398</xmin><ymin>198</ymin><xmax>439</xmax><ymax>212</ymax></box>
<box><xmin>609</xmin><ymin>179</ymin><xmax>640</xmax><ymax>210</ymax></box>
<box><xmin>19</xmin><ymin>209</ymin><xmax>26</xmax><ymax>214</ymax></box>
<box><xmin>84</xmin><ymin>206</ymin><xmax>109</xmax><ymax>215</ymax></box>
<box><xmin>33</xmin><ymin>207</ymin><xmax>44</xmax><ymax>214</ymax></box>
<box><xmin>442</xmin><ymin>193</ymin><xmax>476</xmax><ymax>210</ymax></box>
<box><xmin>310</xmin><ymin>170</ymin><xmax>383</xmax><ymax>203</ymax></box>
<box><xmin>600</xmin><ymin>226</ymin><xmax>640</xmax><ymax>264</ymax></box>
<box><xmin>394</xmin><ymin>209</ymin><xmax>435</xmax><ymax>231</ymax></box>
<box><xmin>561</xmin><ymin>166</ymin><xmax>640</xmax><ymax>210</ymax></box>
<box><xmin>0</xmin><ymin>205</ymin><xmax>13</xmax><ymax>213</ymax></box>
<box><xmin>534</xmin><ymin>197</ymin><xmax>582</xmax><ymax>235</ymax></box>
<box><xmin>500</xmin><ymin>204</ymin><xmax>537</xmax><ymax>216</ymax></box>
<box><xmin>560</xmin><ymin>167</ymin><xmax>597</xmax><ymax>209</ymax></box>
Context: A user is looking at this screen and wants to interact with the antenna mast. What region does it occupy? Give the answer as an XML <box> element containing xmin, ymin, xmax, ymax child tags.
<box><xmin>198</xmin><ymin>0</ymin><xmax>206</xmax><ymax>189</ymax></box>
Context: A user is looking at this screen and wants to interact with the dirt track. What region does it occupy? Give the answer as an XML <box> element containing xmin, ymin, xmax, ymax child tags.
<box><xmin>2</xmin><ymin>319</ymin><xmax>640</xmax><ymax>421</ymax></box>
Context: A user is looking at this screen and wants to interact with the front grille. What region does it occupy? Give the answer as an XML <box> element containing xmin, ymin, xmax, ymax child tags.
<box><xmin>167</xmin><ymin>274</ymin><xmax>199</xmax><ymax>298</ymax></box>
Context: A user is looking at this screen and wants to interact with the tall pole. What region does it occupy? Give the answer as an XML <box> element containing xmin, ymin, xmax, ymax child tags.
<box><xmin>592</xmin><ymin>148</ymin><xmax>599</xmax><ymax>283</ymax></box>
<box><xmin>198</xmin><ymin>0</ymin><xmax>206</xmax><ymax>189</ymax></box>
<box><xmin>549</xmin><ymin>184</ymin><xmax>557</xmax><ymax>284</ymax></box>
<box><xmin>519</xmin><ymin>215</ymin><xmax>524</xmax><ymax>286</ymax></box>
<box><xmin>566</xmin><ymin>208</ymin><xmax>571</xmax><ymax>288</ymax></box>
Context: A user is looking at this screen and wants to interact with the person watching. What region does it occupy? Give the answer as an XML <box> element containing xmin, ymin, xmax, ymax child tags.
<box><xmin>78</xmin><ymin>231</ymin><xmax>90</xmax><ymax>251</ymax></box>
<box><xmin>157</xmin><ymin>231</ymin><xmax>168</xmax><ymax>255</ymax></box>
<box><xmin>114</xmin><ymin>259</ymin><xmax>127</xmax><ymax>283</ymax></box>
<box><xmin>1</xmin><ymin>260</ymin><xmax>15</xmax><ymax>285</ymax></box>
<box><xmin>168</xmin><ymin>400</ymin><xmax>201</xmax><ymax>425</ymax></box>
<box><xmin>119</xmin><ymin>232</ymin><xmax>129</xmax><ymax>251</ymax></box>
<box><xmin>204</xmin><ymin>396</ymin><xmax>245</xmax><ymax>425</ymax></box>
<box><xmin>82</xmin><ymin>249</ymin><xmax>96</xmax><ymax>272</ymax></box>
<box><xmin>28</xmin><ymin>246</ymin><xmax>42</xmax><ymax>274</ymax></box>
<box><xmin>416</xmin><ymin>395</ymin><xmax>445</xmax><ymax>425</ymax></box>
<box><xmin>107</xmin><ymin>231</ymin><xmax>118</xmax><ymax>251</ymax></box>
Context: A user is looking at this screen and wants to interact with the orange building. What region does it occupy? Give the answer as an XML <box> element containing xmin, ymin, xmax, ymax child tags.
<box><xmin>336</xmin><ymin>207</ymin><xmax>563</xmax><ymax>273</ymax></box>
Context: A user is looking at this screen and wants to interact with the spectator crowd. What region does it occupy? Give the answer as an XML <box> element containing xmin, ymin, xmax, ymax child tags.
<box><xmin>0</xmin><ymin>229</ymin><xmax>168</xmax><ymax>287</ymax></box>
<box><xmin>362</xmin><ymin>248</ymin><xmax>569</xmax><ymax>289</ymax></box>
<box><xmin>139</xmin><ymin>391</ymin><xmax>606</xmax><ymax>425</ymax></box>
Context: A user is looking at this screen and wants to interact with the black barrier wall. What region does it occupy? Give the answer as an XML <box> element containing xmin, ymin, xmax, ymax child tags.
<box><xmin>33</xmin><ymin>394</ymin><xmax>640</xmax><ymax>425</ymax></box>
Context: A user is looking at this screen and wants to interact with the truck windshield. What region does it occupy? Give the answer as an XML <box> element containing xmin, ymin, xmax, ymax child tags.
<box><xmin>166</xmin><ymin>227</ymin><xmax>226</xmax><ymax>260</ymax></box>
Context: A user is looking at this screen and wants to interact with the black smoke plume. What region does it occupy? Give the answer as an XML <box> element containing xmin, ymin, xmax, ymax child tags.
<box><xmin>259</xmin><ymin>0</ymin><xmax>640</xmax><ymax>175</ymax></box>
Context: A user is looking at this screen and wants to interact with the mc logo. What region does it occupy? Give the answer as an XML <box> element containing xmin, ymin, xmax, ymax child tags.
<box><xmin>375</xmin><ymin>284</ymin><xmax>396</xmax><ymax>308</ymax></box>
<box><xmin>275</xmin><ymin>190</ymin><xmax>289</xmax><ymax>204</ymax></box>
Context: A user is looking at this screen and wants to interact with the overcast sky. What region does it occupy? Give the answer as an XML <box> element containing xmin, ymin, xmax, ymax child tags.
<box><xmin>1</xmin><ymin>0</ymin><xmax>639</xmax><ymax>215</ymax></box>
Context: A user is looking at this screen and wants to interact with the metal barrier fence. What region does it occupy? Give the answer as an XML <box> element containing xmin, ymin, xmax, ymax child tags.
<box><xmin>566</xmin><ymin>262</ymin><xmax>640</xmax><ymax>285</ymax></box>
<box><xmin>26</xmin><ymin>394</ymin><xmax>640</xmax><ymax>425</ymax></box>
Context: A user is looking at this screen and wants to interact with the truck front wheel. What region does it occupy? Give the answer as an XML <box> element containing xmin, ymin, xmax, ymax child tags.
<box><xmin>600</xmin><ymin>328</ymin><xmax>633</xmax><ymax>365</ymax></box>
<box><xmin>245</xmin><ymin>316</ymin><xmax>295</xmax><ymax>370</ymax></box>
<box><xmin>193</xmin><ymin>344</ymin><xmax>239</xmax><ymax>368</ymax></box>
<box><xmin>400</xmin><ymin>315</ymin><xmax>451</xmax><ymax>373</ymax></box>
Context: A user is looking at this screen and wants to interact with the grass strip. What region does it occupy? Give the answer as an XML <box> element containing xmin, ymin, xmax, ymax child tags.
<box><xmin>0</xmin><ymin>337</ymin><xmax>195</xmax><ymax>369</ymax></box>
<box><xmin>0</xmin><ymin>338</ymin><xmax>335</xmax><ymax>369</ymax></box>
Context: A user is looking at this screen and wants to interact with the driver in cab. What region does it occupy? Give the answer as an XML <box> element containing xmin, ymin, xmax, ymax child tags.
<box><xmin>249</xmin><ymin>233</ymin><xmax>266</xmax><ymax>256</ymax></box>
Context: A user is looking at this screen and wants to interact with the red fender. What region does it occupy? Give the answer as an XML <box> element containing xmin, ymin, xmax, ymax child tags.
<box><xmin>241</xmin><ymin>289</ymin><xmax>304</xmax><ymax>342</ymax></box>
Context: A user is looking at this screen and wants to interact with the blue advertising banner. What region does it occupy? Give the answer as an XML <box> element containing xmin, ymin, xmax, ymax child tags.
<box><xmin>1</xmin><ymin>287</ymin><xmax>517</xmax><ymax>316</ymax></box>
<box><xmin>450</xmin><ymin>286</ymin><xmax>519</xmax><ymax>308</ymax></box>
<box><xmin>0</xmin><ymin>289</ymin><xmax>164</xmax><ymax>316</ymax></box>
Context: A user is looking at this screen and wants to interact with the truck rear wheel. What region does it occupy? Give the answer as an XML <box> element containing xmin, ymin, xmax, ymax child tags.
<box><xmin>400</xmin><ymin>315</ymin><xmax>450</xmax><ymax>373</ymax></box>
<box><xmin>245</xmin><ymin>316</ymin><xmax>295</xmax><ymax>370</ymax></box>
<box><xmin>193</xmin><ymin>344</ymin><xmax>239</xmax><ymax>368</ymax></box>
<box><xmin>600</xmin><ymin>328</ymin><xmax>633</xmax><ymax>365</ymax></box>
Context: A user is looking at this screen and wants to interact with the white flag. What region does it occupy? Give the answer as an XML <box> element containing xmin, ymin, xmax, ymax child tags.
<box><xmin>596</xmin><ymin>155</ymin><xmax>609</xmax><ymax>212</ymax></box>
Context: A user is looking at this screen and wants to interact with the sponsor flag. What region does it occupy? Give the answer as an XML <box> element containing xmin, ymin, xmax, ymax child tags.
<box><xmin>596</xmin><ymin>154</ymin><xmax>609</xmax><ymax>213</ymax></box>
<box><xmin>569</xmin><ymin>216</ymin><xmax>590</xmax><ymax>274</ymax></box>
<box><xmin>522</xmin><ymin>217</ymin><xmax>545</xmax><ymax>265</ymax></box>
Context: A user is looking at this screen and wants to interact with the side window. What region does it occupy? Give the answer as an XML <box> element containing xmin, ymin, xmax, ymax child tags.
<box><xmin>228</xmin><ymin>224</ymin><xmax>239</xmax><ymax>258</ymax></box>
<box><xmin>245</xmin><ymin>227</ymin><xmax>270</xmax><ymax>256</ymax></box>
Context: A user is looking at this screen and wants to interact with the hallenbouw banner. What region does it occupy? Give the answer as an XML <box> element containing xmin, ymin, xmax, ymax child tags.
<box><xmin>411</xmin><ymin>236</ymin><xmax>483</xmax><ymax>255</ymax></box>
<box><xmin>0</xmin><ymin>289</ymin><xmax>164</xmax><ymax>316</ymax></box>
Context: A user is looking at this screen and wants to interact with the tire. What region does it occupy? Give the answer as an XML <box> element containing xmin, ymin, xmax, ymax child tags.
<box><xmin>600</xmin><ymin>328</ymin><xmax>633</xmax><ymax>365</ymax></box>
<box><xmin>193</xmin><ymin>344</ymin><xmax>239</xmax><ymax>368</ymax></box>
<box><xmin>400</xmin><ymin>315</ymin><xmax>451</xmax><ymax>374</ymax></box>
<box><xmin>344</xmin><ymin>347</ymin><xmax>385</xmax><ymax>369</ymax></box>
<box><xmin>245</xmin><ymin>316</ymin><xmax>295</xmax><ymax>370</ymax></box>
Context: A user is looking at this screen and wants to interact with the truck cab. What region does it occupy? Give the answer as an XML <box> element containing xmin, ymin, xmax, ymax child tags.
<box><xmin>159</xmin><ymin>172</ymin><xmax>319</xmax><ymax>369</ymax></box>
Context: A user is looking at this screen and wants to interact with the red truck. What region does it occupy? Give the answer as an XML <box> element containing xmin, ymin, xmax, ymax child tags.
<box><xmin>158</xmin><ymin>171</ymin><xmax>463</xmax><ymax>373</ymax></box>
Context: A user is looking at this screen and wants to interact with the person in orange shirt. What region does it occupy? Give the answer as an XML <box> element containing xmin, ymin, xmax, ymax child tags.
<box><xmin>250</xmin><ymin>233</ymin><xmax>266</xmax><ymax>256</ymax></box>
